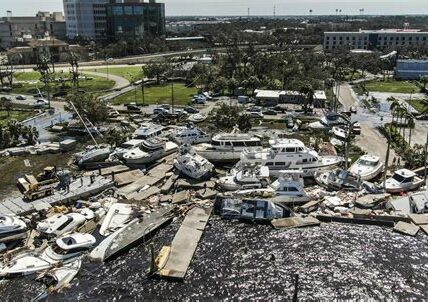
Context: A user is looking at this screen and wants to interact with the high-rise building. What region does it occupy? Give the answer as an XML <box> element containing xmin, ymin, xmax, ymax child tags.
<box><xmin>0</xmin><ymin>11</ymin><xmax>66</xmax><ymax>49</ymax></box>
<box><xmin>63</xmin><ymin>0</ymin><xmax>109</xmax><ymax>39</ymax></box>
<box><xmin>105</xmin><ymin>0</ymin><xmax>165</xmax><ymax>40</ymax></box>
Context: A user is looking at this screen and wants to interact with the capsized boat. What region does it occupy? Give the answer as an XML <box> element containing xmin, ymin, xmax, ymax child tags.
<box><xmin>384</xmin><ymin>169</ymin><xmax>424</xmax><ymax>193</ymax></box>
<box><xmin>99</xmin><ymin>203</ymin><xmax>137</xmax><ymax>236</ymax></box>
<box><xmin>174</xmin><ymin>145</ymin><xmax>214</xmax><ymax>179</ymax></box>
<box><xmin>349</xmin><ymin>155</ymin><xmax>384</xmax><ymax>181</ymax></box>
<box><xmin>37</xmin><ymin>213</ymin><xmax>87</xmax><ymax>237</ymax></box>
<box><xmin>217</xmin><ymin>165</ymin><xmax>270</xmax><ymax>191</ymax></box>
<box><xmin>315</xmin><ymin>169</ymin><xmax>362</xmax><ymax>191</ymax></box>
<box><xmin>214</xmin><ymin>197</ymin><xmax>293</xmax><ymax>222</ymax></box>
<box><xmin>36</xmin><ymin>259</ymin><xmax>81</xmax><ymax>292</ymax></box>
<box><xmin>0</xmin><ymin>233</ymin><xmax>96</xmax><ymax>277</ymax></box>
<box><xmin>123</xmin><ymin>138</ymin><xmax>178</xmax><ymax>165</ymax></box>
<box><xmin>0</xmin><ymin>215</ymin><xmax>27</xmax><ymax>243</ymax></box>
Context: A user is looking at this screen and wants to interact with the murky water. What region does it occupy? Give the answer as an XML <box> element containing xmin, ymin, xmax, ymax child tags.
<box><xmin>1</xmin><ymin>219</ymin><xmax>428</xmax><ymax>301</ymax></box>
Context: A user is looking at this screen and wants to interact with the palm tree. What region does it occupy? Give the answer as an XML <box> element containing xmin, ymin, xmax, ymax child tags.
<box><xmin>388</xmin><ymin>97</ymin><xmax>401</xmax><ymax>125</ymax></box>
<box><xmin>299</xmin><ymin>82</ymin><xmax>314</xmax><ymax>114</ymax></box>
<box><xmin>407</xmin><ymin>113</ymin><xmax>415</xmax><ymax>146</ymax></box>
<box><xmin>420</xmin><ymin>75</ymin><xmax>428</xmax><ymax>91</ymax></box>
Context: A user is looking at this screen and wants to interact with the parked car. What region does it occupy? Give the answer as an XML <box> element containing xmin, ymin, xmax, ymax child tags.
<box><xmin>353</xmin><ymin>122</ymin><xmax>361</xmax><ymax>135</ymax></box>
<box><xmin>263</xmin><ymin>109</ymin><xmax>278</xmax><ymax>116</ymax></box>
<box><xmin>153</xmin><ymin>107</ymin><xmax>169</xmax><ymax>115</ymax></box>
<box><xmin>127</xmin><ymin>104</ymin><xmax>141</xmax><ymax>112</ymax></box>
<box><xmin>16</xmin><ymin>95</ymin><xmax>27</xmax><ymax>100</ymax></box>
<box><xmin>273</xmin><ymin>105</ymin><xmax>287</xmax><ymax>113</ymax></box>
<box><xmin>247</xmin><ymin>106</ymin><xmax>262</xmax><ymax>113</ymax></box>
<box><xmin>193</xmin><ymin>97</ymin><xmax>207</xmax><ymax>104</ymax></box>
<box><xmin>184</xmin><ymin>106</ymin><xmax>199</xmax><ymax>114</ymax></box>
<box><xmin>160</xmin><ymin>104</ymin><xmax>170</xmax><ymax>110</ymax></box>
<box><xmin>286</xmin><ymin>117</ymin><xmax>295</xmax><ymax>129</ymax></box>
<box><xmin>248</xmin><ymin>111</ymin><xmax>264</xmax><ymax>118</ymax></box>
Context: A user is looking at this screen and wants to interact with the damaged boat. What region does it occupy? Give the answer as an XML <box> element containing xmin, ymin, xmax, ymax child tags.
<box><xmin>0</xmin><ymin>215</ymin><xmax>27</xmax><ymax>243</ymax></box>
<box><xmin>75</xmin><ymin>145</ymin><xmax>112</xmax><ymax>167</ymax></box>
<box><xmin>315</xmin><ymin>169</ymin><xmax>362</xmax><ymax>191</ymax></box>
<box><xmin>217</xmin><ymin>165</ymin><xmax>270</xmax><ymax>191</ymax></box>
<box><xmin>37</xmin><ymin>212</ymin><xmax>88</xmax><ymax>237</ymax></box>
<box><xmin>172</xmin><ymin>123</ymin><xmax>211</xmax><ymax>145</ymax></box>
<box><xmin>36</xmin><ymin>259</ymin><xmax>81</xmax><ymax>292</ymax></box>
<box><xmin>174</xmin><ymin>145</ymin><xmax>214</xmax><ymax>179</ymax></box>
<box><xmin>99</xmin><ymin>203</ymin><xmax>137</xmax><ymax>236</ymax></box>
<box><xmin>123</xmin><ymin>138</ymin><xmax>178</xmax><ymax>165</ymax></box>
<box><xmin>384</xmin><ymin>169</ymin><xmax>424</xmax><ymax>193</ymax></box>
<box><xmin>349</xmin><ymin>155</ymin><xmax>384</xmax><ymax>181</ymax></box>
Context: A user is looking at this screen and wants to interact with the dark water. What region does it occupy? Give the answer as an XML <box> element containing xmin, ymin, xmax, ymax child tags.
<box><xmin>1</xmin><ymin>219</ymin><xmax>428</xmax><ymax>301</ymax></box>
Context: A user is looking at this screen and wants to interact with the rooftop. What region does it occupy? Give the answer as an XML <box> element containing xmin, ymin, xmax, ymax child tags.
<box><xmin>325</xmin><ymin>29</ymin><xmax>427</xmax><ymax>34</ymax></box>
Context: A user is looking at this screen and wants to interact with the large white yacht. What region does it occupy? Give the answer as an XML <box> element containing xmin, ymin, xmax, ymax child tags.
<box><xmin>217</xmin><ymin>165</ymin><xmax>270</xmax><ymax>191</ymax></box>
<box><xmin>194</xmin><ymin>130</ymin><xmax>262</xmax><ymax>162</ymax></box>
<box><xmin>173</xmin><ymin>123</ymin><xmax>211</xmax><ymax>145</ymax></box>
<box><xmin>239</xmin><ymin>138</ymin><xmax>344</xmax><ymax>177</ymax></box>
<box><xmin>123</xmin><ymin>138</ymin><xmax>178</xmax><ymax>165</ymax></box>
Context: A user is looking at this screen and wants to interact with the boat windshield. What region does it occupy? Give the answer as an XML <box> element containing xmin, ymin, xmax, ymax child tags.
<box><xmin>358</xmin><ymin>159</ymin><xmax>378</xmax><ymax>167</ymax></box>
<box><xmin>392</xmin><ymin>173</ymin><xmax>412</xmax><ymax>183</ymax></box>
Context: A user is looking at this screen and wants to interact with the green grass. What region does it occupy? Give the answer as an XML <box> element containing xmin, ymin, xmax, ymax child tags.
<box><xmin>85</xmin><ymin>66</ymin><xmax>143</xmax><ymax>81</ymax></box>
<box><xmin>0</xmin><ymin>110</ymin><xmax>34</xmax><ymax>125</ymax></box>
<box><xmin>113</xmin><ymin>83</ymin><xmax>197</xmax><ymax>106</ymax></box>
<box><xmin>364</xmin><ymin>80</ymin><xmax>420</xmax><ymax>94</ymax></box>
<box><xmin>14</xmin><ymin>72</ymin><xmax>41</xmax><ymax>82</ymax></box>
<box><xmin>407</xmin><ymin>98</ymin><xmax>427</xmax><ymax>113</ymax></box>
<box><xmin>12</xmin><ymin>74</ymin><xmax>115</xmax><ymax>95</ymax></box>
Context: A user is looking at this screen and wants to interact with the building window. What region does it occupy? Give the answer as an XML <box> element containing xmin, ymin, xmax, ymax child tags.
<box><xmin>124</xmin><ymin>6</ymin><xmax>133</xmax><ymax>15</ymax></box>
<box><xmin>134</xmin><ymin>6</ymin><xmax>144</xmax><ymax>15</ymax></box>
<box><xmin>112</xmin><ymin>6</ymin><xmax>123</xmax><ymax>16</ymax></box>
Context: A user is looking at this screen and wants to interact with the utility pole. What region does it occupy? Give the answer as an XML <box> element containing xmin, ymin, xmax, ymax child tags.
<box><xmin>171</xmin><ymin>81</ymin><xmax>174</xmax><ymax>114</ymax></box>
<box><xmin>383</xmin><ymin>128</ymin><xmax>392</xmax><ymax>190</ymax></box>
<box><xmin>424</xmin><ymin>131</ymin><xmax>428</xmax><ymax>185</ymax></box>
<box><xmin>141</xmin><ymin>80</ymin><xmax>145</xmax><ymax>106</ymax></box>
<box><xmin>273</xmin><ymin>5</ymin><xmax>276</xmax><ymax>17</ymax></box>
<box><xmin>247</xmin><ymin>8</ymin><xmax>250</xmax><ymax>18</ymax></box>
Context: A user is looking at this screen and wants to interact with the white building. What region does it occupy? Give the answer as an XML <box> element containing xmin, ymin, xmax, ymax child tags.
<box><xmin>324</xmin><ymin>29</ymin><xmax>428</xmax><ymax>51</ymax></box>
<box><xmin>63</xmin><ymin>0</ymin><xmax>108</xmax><ymax>39</ymax></box>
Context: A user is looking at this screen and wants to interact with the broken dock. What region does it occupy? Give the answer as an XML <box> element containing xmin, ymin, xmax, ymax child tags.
<box><xmin>157</xmin><ymin>206</ymin><xmax>212</xmax><ymax>281</ymax></box>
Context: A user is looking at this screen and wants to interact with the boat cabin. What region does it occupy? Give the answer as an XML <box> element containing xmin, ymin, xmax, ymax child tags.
<box><xmin>392</xmin><ymin>169</ymin><xmax>417</xmax><ymax>183</ymax></box>
<box><xmin>133</xmin><ymin>124</ymin><xmax>165</xmax><ymax>140</ymax></box>
<box><xmin>53</xmin><ymin>233</ymin><xmax>96</xmax><ymax>255</ymax></box>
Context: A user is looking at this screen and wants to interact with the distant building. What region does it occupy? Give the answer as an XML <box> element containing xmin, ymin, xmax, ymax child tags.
<box><xmin>395</xmin><ymin>59</ymin><xmax>428</xmax><ymax>80</ymax></box>
<box><xmin>165</xmin><ymin>20</ymin><xmax>229</xmax><ymax>34</ymax></box>
<box><xmin>63</xmin><ymin>0</ymin><xmax>109</xmax><ymax>39</ymax></box>
<box><xmin>105</xmin><ymin>0</ymin><xmax>165</xmax><ymax>40</ymax></box>
<box><xmin>0</xmin><ymin>11</ymin><xmax>66</xmax><ymax>49</ymax></box>
<box><xmin>255</xmin><ymin>89</ymin><xmax>326</xmax><ymax>108</ymax></box>
<box><xmin>8</xmin><ymin>38</ymin><xmax>69</xmax><ymax>64</ymax></box>
<box><xmin>324</xmin><ymin>29</ymin><xmax>428</xmax><ymax>51</ymax></box>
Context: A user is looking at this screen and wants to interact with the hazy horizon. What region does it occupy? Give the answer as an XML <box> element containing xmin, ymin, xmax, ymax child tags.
<box><xmin>1</xmin><ymin>0</ymin><xmax>428</xmax><ymax>17</ymax></box>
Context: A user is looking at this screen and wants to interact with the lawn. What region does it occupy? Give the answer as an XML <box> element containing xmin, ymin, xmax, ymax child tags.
<box><xmin>14</xmin><ymin>72</ymin><xmax>41</xmax><ymax>82</ymax></box>
<box><xmin>0</xmin><ymin>110</ymin><xmax>34</xmax><ymax>125</ymax></box>
<box><xmin>364</xmin><ymin>80</ymin><xmax>420</xmax><ymax>94</ymax></box>
<box><xmin>85</xmin><ymin>66</ymin><xmax>143</xmax><ymax>81</ymax></box>
<box><xmin>407</xmin><ymin>98</ymin><xmax>427</xmax><ymax>113</ymax></box>
<box><xmin>113</xmin><ymin>83</ymin><xmax>197</xmax><ymax>106</ymax></box>
<box><xmin>12</xmin><ymin>73</ymin><xmax>115</xmax><ymax>95</ymax></box>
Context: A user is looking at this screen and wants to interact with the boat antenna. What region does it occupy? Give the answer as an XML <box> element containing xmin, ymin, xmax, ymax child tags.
<box><xmin>68</xmin><ymin>100</ymin><xmax>98</xmax><ymax>146</ymax></box>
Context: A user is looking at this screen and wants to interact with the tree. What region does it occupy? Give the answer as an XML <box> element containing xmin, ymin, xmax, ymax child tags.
<box><xmin>65</xmin><ymin>93</ymin><xmax>109</xmax><ymax>124</ymax></box>
<box><xmin>420</xmin><ymin>75</ymin><xmax>428</xmax><ymax>90</ymax></box>
<box><xmin>211</xmin><ymin>103</ymin><xmax>251</xmax><ymax>131</ymax></box>
<box><xmin>142</xmin><ymin>62</ymin><xmax>170</xmax><ymax>84</ymax></box>
<box><xmin>299</xmin><ymin>82</ymin><xmax>315</xmax><ymax>114</ymax></box>
<box><xmin>104</xmin><ymin>128</ymin><xmax>128</xmax><ymax>147</ymax></box>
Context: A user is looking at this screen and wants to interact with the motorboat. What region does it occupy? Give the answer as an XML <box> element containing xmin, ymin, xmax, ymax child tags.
<box><xmin>172</xmin><ymin>123</ymin><xmax>211</xmax><ymax>145</ymax></box>
<box><xmin>174</xmin><ymin>145</ymin><xmax>214</xmax><ymax>179</ymax></box>
<box><xmin>132</xmin><ymin>123</ymin><xmax>165</xmax><ymax>140</ymax></box>
<box><xmin>308</xmin><ymin>112</ymin><xmax>349</xmax><ymax>130</ymax></box>
<box><xmin>123</xmin><ymin>138</ymin><xmax>178</xmax><ymax>165</ymax></box>
<box><xmin>108</xmin><ymin>139</ymin><xmax>145</xmax><ymax>161</ymax></box>
<box><xmin>188</xmin><ymin>113</ymin><xmax>207</xmax><ymax>123</ymax></box>
<box><xmin>0</xmin><ymin>233</ymin><xmax>96</xmax><ymax>276</ymax></box>
<box><xmin>75</xmin><ymin>145</ymin><xmax>112</xmax><ymax>167</ymax></box>
<box><xmin>214</xmin><ymin>197</ymin><xmax>293</xmax><ymax>222</ymax></box>
<box><xmin>349</xmin><ymin>155</ymin><xmax>384</xmax><ymax>181</ymax></box>
<box><xmin>36</xmin><ymin>259</ymin><xmax>81</xmax><ymax>292</ymax></box>
<box><xmin>0</xmin><ymin>215</ymin><xmax>27</xmax><ymax>243</ymax></box>
<box><xmin>239</xmin><ymin>138</ymin><xmax>344</xmax><ymax>177</ymax></box>
<box><xmin>330</xmin><ymin>126</ymin><xmax>348</xmax><ymax>147</ymax></box>
<box><xmin>217</xmin><ymin>165</ymin><xmax>270</xmax><ymax>191</ymax></box>
<box><xmin>99</xmin><ymin>203</ymin><xmax>137</xmax><ymax>236</ymax></box>
<box><xmin>235</xmin><ymin>171</ymin><xmax>316</xmax><ymax>204</ymax></box>
<box><xmin>384</xmin><ymin>169</ymin><xmax>424</xmax><ymax>193</ymax></box>
<box><xmin>37</xmin><ymin>213</ymin><xmax>87</xmax><ymax>237</ymax></box>
<box><xmin>315</xmin><ymin>169</ymin><xmax>362</xmax><ymax>191</ymax></box>
<box><xmin>388</xmin><ymin>191</ymin><xmax>428</xmax><ymax>214</ymax></box>
<box><xmin>194</xmin><ymin>129</ymin><xmax>262</xmax><ymax>163</ymax></box>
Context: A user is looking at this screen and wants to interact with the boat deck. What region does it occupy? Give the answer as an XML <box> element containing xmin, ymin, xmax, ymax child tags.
<box><xmin>0</xmin><ymin>175</ymin><xmax>114</xmax><ymax>216</ymax></box>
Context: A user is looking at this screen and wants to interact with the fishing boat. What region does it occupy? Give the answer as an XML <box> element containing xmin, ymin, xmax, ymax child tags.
<box><xmin>172</xmin><ymin>123</ymin><xmax>211</xmax><ymax>145</ymax></box>
<box><xmin>37</xmin><ymin>213</ymin><xmax>87</xmax><ymax>237</ymax></box>
<box><xmin>194</xmin><ymin>129</ymin><xmax>262</xmax><ymax>163</ymax></box>
<box><xmin>214</xmin><ymin>197</ymin><xmax>293</xmax><ymax>222</ymax></box>
<box><xmin>188</xmin><ymin>113</ymin><xmax>207</xmax><ymax>123</ymax></box>
<box><xmin>384</xmin><ymin>169</ymin><xmax>424</xmax><ymax>193</ymax></box>
<box><xmin>217</xmin><ymin>165</ymin><xmax>270</xmax><ymax>191</ymax></box>
<box><xmin>0</xmin><ymin>233</ymin><xmax>96</xmax><ymax>276</ymax></box>
<box><xmin>174</xmin><ymin>145</ymin><xmax>214</xmax><ymax>179</ymax></box>
<box><xmin>315</xmin><ymin>169</ymin><xmax>362</xmax><ymax>191</ymax></box>
<box><xmin>239</xmin><ymin>138</ymin><xmax>343</xmax><ymax>177</ymax></box>
<box><xmin>349</xmin><ymin>155</ymin><xmax>384</xmax><ymax>181</ymax></box>
<box><xmin>123</xmin><ymin>138</ymin><xmax>178</xmax><ymax>165</ymax></box>
<box><xmin>99</xmin><ymin>203</ymin><xmax>137</xmax><ymax>236</ymax></box>
<box><xmin>108</xmin><ymin>139</ymin><xmax>145</xmax><ymax>161</ymax></box>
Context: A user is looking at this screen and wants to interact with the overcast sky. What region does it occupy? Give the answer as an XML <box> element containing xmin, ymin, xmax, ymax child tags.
<box><xmin>1</xmin><ymin>0</ymin><xmax>427</xmax><ymax>17</ymax></box>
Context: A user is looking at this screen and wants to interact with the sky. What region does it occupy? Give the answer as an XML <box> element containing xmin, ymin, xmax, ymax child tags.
<box><xmin>1</xmin><ymin>0</ymin><xmax>427</xmax><ymax>17</ymax></box>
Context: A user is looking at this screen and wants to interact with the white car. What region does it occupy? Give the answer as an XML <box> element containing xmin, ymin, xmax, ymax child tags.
<box><xmin>16</xmin><ymin>95</ymin><xmax>27</xmax><ymax>100</ymax></box>
<box><xmin>248</xmin><ymin>111</ymin><xmax>264</xmax><ymax>118</ymax></box>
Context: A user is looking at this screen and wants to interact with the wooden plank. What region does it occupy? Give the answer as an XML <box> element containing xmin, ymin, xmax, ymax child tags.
<box><xmin>0</xmin><ymin>204</ymin><xmax>13</xmax><ymax>215</ymax></box>
<box><xmin>2</xmin><ymin>200</ymin><xmax>26</xmax><ymax>215</ymax></box>
<box><xmin>393</xmin><ymin>221</ymin><xmax>419</xmax><ymax>236</ymax></box>
<box><xmin>84</xmin><ymin>165</ymin><xmax>130</xmax><ymax>177</ymax></box>
<box><xmin>119</xmin><ymin>175</ymin><xmax>161</xmax><ymax>195</ymax></box>
<box><xmin>408</xmin><ymin>214</ymin><xmax>428</xmax><ymax>225</ymax></box>
<box><xmin>114</xmin><ymin>170</ymin><xmax>145</xmax><ymax>187</ymax></box>
<box><xmin>159</xmin><ymin>206</ymin><xmax>212</xmax><ymax>280</ymax></box>
<box><xmin>271</xmin><ymin>216</ymin><xmax>320</xmax><ymax>229</ymax></box>
<box><xmin>147</xmin><ymin>163</ymin><xmax>173</xmax><ymax>179</ymax></box>
<box><xmin>127</xmin><ymin>186</ymin><xmax>160</xmax><ymax>201</ymax></box>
